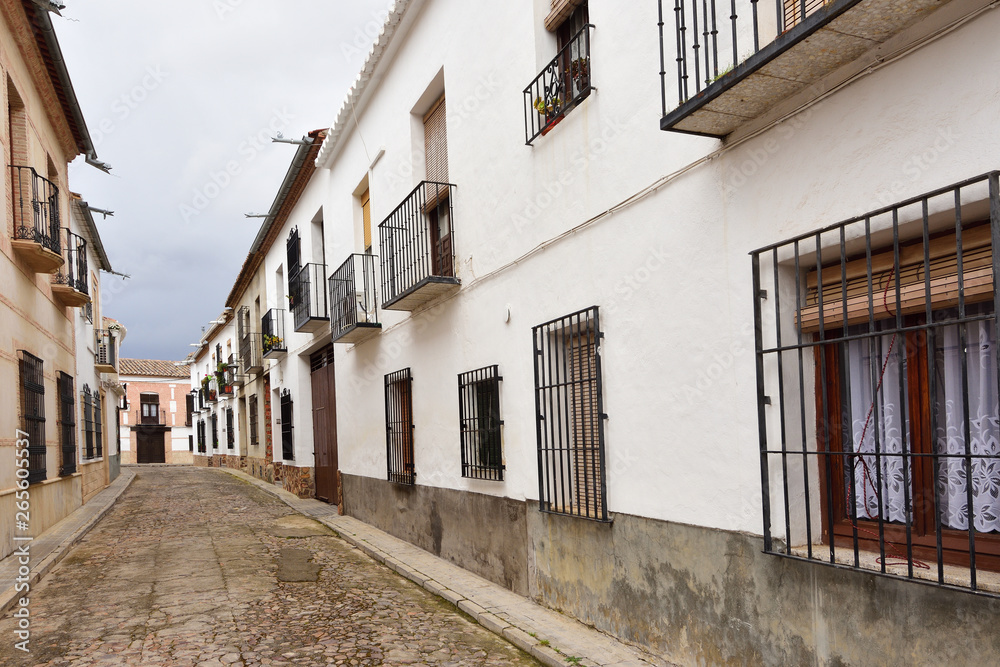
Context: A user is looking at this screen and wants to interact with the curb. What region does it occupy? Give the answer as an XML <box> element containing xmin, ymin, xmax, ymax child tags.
<box><xmin>0</xmin><ymin>468</ymin><xmax>136</xmax><ymax>616</ymax></box>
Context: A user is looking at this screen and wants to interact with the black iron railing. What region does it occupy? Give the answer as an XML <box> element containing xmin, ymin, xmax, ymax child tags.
<box><xmin>226</xmin><ymin>407</ymin><xmax>235</xmax><ymax>450</ymax></box>
<box><xmin>751</xmin><ymin>171</ymin><xmax>1000</xmax><ymax>592</ymax></box>
<box><xmin>95</xmin><ymin>329</ymin><xmax>117</xmax><ymax>371</ymax></box>
<box><xmin>523</xmin><ymin>24</ymin><xmax>594</xmax><ymax>145</ymax></box>
<box><xmin>385</xmin><ymin>368</ymin><xmax>415</xmax><ymax>485</ymax></box>
<box><xmin>241</xmin><ymin>332</ymin><xmax>263</xmax><ymax>373</ymax></box>
<box><xmin>280</xmin><ymin>389</ymin><xmax>294</xmax><ymax>460</ymax></box>
<box><xmin>54</xmin><ymin>229</ymin><xmax>88</xmax><ymax>294</ymax></box>
<box><xmin>203</xmin><ymin>376</ymin><xmax>219</xmax><ymax>402</ymax></box>
<box><xmin>58</xmin><ymin>371</ymin><xmax>76</xmax><ymax>476</ymax></box>
<box><xmin>262</xmin><ymin>309</ymin><xmax>287</xmax><ymax>357</ymax></box>
<box><xmin>329</xmin><ymin>253</ymin><xmax>379</xmax><ymax>340</ymax></box>
<box><xmin>11</xmin><ymin>165</ymin><xmax>60</xmax><ymax>255</ymax></box>
<box><xmin>379</xmin><ymin>181</ymin><xmax>456</xmax><ymax>305</ymax></box>
<box><xmin>659</xmin><ymin>0</ymin><xmax>834</xmax><ymax>113</ymax></box>
<box><xmin>459</xmin><ymin>365</ymin><xmax>504</xmax><ymax>481</ymax></box>
<box><xmin>136</xmin><ymin>408</ymin><xmax>166</xmax><ymax>426</ymax></box>
<box><xmin>197</xmin><ymin>419</ymin><xmax>207</xmax><ymax>453</ymax></box>
<box><xmin>533</xmin><ymin>306</ymin><xmax>608</xmax><ymax>521</ymax></box>
<box><xmin>291</xmin><ymin>262</ymin><xmax>329</xmax><ymax>331</ymax></box>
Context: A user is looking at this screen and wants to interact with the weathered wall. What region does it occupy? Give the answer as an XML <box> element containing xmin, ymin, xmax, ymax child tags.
<box><xmin>246</xmin><ymin>456</ymin><xmax>274</xmax><ymax>484</ymax></box>
<box><xmin>0</xmin><ymin>474</ymin><xmax>80</xmax><ymax>560</ymax></box>
<box><xmin>343</xmin><ymin>473</ymin><xmax>529</xmax><ymax>595</ymax></box>
<box><xmin>527</xmin><ymin>508</ymin><xmax>1000</xmax><ymax>666</ymax></box>
<box><xmin>79</xmin><ymin>459</ymin><xmax>107</xmax><ymax>502</ymax></box>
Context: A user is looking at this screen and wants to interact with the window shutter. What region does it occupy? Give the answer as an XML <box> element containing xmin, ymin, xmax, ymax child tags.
<box><xmin>567</xmin><ymin>329</ymin><xmax>600</xmax><ymax>519</ymax></box>
<box><xmin>362</xmin><ymin>188</ymin><xmax>372</xmax><ymax>252</ymax></box>
<box><xmin>799</xmin><ymin>225</ymin><xmax>994</xmax><ymax>332</ymax></box>
<box><xmin>423</xmin><ymin>96</ymin><xmax>448</xmax><ymax>186</ymax></box>
<box><xmin>545</xmin><ymin>0</ymin><xmax>587</xmax><ymax>32</ymax></box>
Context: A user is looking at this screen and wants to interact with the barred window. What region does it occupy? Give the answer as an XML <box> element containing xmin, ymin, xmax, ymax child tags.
<box><xmin>211</xmin><ymin>412</ymin><xmax>219</xmax><ymax>450</ymax></box>
<box><xmin>95</xmin><ymin>391</ymin><xmax>103</xmax><ymax>458</ymax></box>
<box><xmin>58</xmin><ymin>372</ymin><xmax>76</xmax><ymax>476</ymax></box>
<box><xmin>280</xmin><ymin>389</ymin><xmax>294</xmax><ymax>460</ymax></box>
<box><xmin>226</xmin><ymin>407</ymin><xmax>235</xmax><ymax>450</ymax></box>
<box><xmin>82</xmin><ymin>385</ymin><xmax>95</xmax><ymax>460</ymax></box>
<box><xmin>19</xmin><ymin>352</ymin><xmax>46</xmax><ymax>484</ymax></box>
<box><xmin>532</xmin><ymin>307</ymin><xmax>608</xmax><ymax>521</ymax></box>
<box><xmin>385</xmin><ymin>369</ymin><xmax>414</xmax><ymax>485</ymax></box>
<box><xmin>752</xmin><ymin>172</ymin><xmax>1000</xmax><ymax>590</ymax></box>
<box><xmin>197</xmin><ymin>419</ymin><xmax>207</xmax><ymax>453</ymax></box>
<box><xmin>248</xmin><ymin>396</ymin><xmax>259</xmax><ymax>448</ymax></box>
<box><xmin>458</xmin><ymin>365</ymin><xmax>504</xmax><ymax>481</ymax></box>
<box><xmin>185</xmin><ymin>393</ymin><xmax>194</xmax><ymax>426</ymax></box>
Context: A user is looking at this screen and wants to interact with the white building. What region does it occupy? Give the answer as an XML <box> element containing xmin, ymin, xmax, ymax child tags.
<box><xmin>196</xmin><ymin>0</ymin><xmax>1000</xmax><ymax>661</ymax></box>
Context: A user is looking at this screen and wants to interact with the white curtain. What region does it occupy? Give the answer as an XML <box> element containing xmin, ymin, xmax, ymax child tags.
<box><xmin>847</xmin><ymin>334</ymin><xmax>911</xmax><ymax>523</ymax></box>
<box><xmin>935</xmin><ymin>320</ymin><xmax>1000</xmax><ymax>533</ymax></box>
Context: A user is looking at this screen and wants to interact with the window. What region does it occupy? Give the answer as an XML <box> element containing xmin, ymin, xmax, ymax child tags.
<box><xmin>95</xmin><ymin>390</ymin><xmax>103</xmax><ymax>458</ymax></box>
<box><xmin>280</xmin><ymin>389</ymin><xmax>294</xmax><ymax>460</ymax></box>
<box><xmin>82</xmin><ymin>385</ymin><xmax>95</xmax><ymax>460</ymax></box>
<box><xmin>361</xmin><ymin>188</ymin><xmax>372</xmax><ymax>254</ymax></box>
<box><xmin>385</xmin><ymin>369</ymin><xmax>415</xmax><ymax>484</ymax></box>
<box><xmin>424</xmin><ymin>96</ymin><xmax>453</xmax><ymax>278</ymax></box>
<box><xmin>286</xmin><ymin>227</ymin><xmax>301</xmax><ymax>307</ymax></box>
<box><xmin>458</xmin><ymin>365</ymin><xmax>504</xmax><ymax>481</ymax></box>
<box><xmin>249</xmin><ymin>395</ymin><xmax>259</xmax><ymax>448</ymax></box>
<box><xmin>58</xmin><ymin>372</ymin><xmax>76</xmax><ymax>476</ymax></box>
<box><xmin>197</xmin><ymin>419</ymin><xmax>207</xmax><ymax>453</ymax></box>
<box><xmin>211</xmin><ymin>412</ymin><xmax>219</xmax><ymax>450</ymax></box>
<box><xmin>140</xmin><ymin>392</ymin><xmax>160</xmax><ymax>425</ymax></box>
<box><xmin>533</xmin><ymin>307</ymin><xmax>608</xmax><ymax>520</ymax></box>
<box><xmin>752</xmin><ymin>172</ymin><xmax>1000</xmax><ymax>589</ymax></box>
<box><xmin>185</xmin><ymin>393</ymin><xmax>194</xmax><ymax>426</ymax></box>
<box><xmin>226</xmin><ymin>407</ymin><xmax>235</xmax><ymax>450</ymax></box>
<box><xmin>19</xmin><ymin>352</ymin><xmax>46</xmax><ymax>484</ymax></box>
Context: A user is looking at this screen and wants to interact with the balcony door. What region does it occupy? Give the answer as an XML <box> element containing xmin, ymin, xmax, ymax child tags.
<box><xmin>140</xmin><ymin>393</ymin><xmax>160</xmax><ymax>425</ymax></box>
<box><xmin>424</xmin><ymin>96</ymin><xmax>452</xmax><ymax>277</ymax></box>
<box><xmin>310</xmin><ymin>345</ymin><xmax>339</xmax><ymax>504</ymax></box>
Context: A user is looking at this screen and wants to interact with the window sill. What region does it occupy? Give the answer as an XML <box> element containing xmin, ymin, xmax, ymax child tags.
<box><xmin>786</xmin><ymin>544</ymin><xmax>1000</xmax><ymax>594</ymax></box>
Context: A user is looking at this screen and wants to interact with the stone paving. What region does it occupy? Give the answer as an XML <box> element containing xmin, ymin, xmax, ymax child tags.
<box><xmin>0</xmin><ymin>467</ymin><xmax>541</xmax><ymax>666</ymax></box>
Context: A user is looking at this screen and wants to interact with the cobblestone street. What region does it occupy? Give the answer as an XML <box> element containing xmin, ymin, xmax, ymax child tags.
<box><xmin>0</xmin><ymin>468</ymin><xmax>541</xmax><ymax>666</ymax></box>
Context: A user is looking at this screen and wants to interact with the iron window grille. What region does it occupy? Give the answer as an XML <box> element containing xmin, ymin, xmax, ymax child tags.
<box><xmin>58</xmin><ymin>372</ymin><xmax>76</xmax><ymax>476</ymax></box>
<box><xmin>10</xmin><ymin>166</ymin><xmax>60</xmax><ymax>254</ymax></box>
<box><xmin>291</xmin><ymin>262</ymin><xmax>330</xmax><ymax>331</ymax></box>
<box><xmin>385</xmin><ymin>369</ymin><xmax>415</xmax><ymax>485</ymax></box>
<box><xmin>83</xmin><ymin>300</ymin><xmax>93</xmax><ymax>323</ymax></box>
<box><xmin>186</xmin><ymin>393</ymin><xmax>194</xmax><ymax>426</ymax></box>
<box><xmin>189</xmin><ymin>435</ymin><xmax>194</xmax><ymax>452</ymax></box>
<box><xmin>533</xmin><ymin>306</ymin><xmax>609</xmax><ymax>521</ymax></box>
<box><xmin>262</xmin><ymin>308</ymin><xmax>287</xmax><ymax>357</ymax></box>
<box><xmin>523</xmin><ymin>20</ymin><xmax>594</xmax><ymax>145</ymax></box>
<box><xmin>329</xmin><ymin>253</ymin><xmax>381</xmax><ymax>342</ymax></box>
<box><xmin>226</xmin><ymin>407</ymin><xmax>235</xmax><ymax>450</ymax></box>
<box><xmin>197</xmin><ymin>419</ymin><xmax>207</xmax><ymax>453</ymax></box>
<box><xmin>95</xmin><ymin>329</ymin><xmax>116</xmax><ymax>370</ymax></box>
<box><xmin>248</xmin><ymin>396</ymin><xmax>259</xmax><ymax>449</ymax></box>
<box><xmin>54</xmin><ymin>229</ymin><xmax>88</xmax><ymax>294</ymax></box>
<box><xmin>211</xmin><ymin>413</ymin><xmax>219</xmax><ymax>450</ymax></box>
<box><xmin>95</xmin><ymin>391</ymin><xmax>103</xmax><ymax>458</ymax></box>
<box><xmin>751</xmin><ymin>171</ymin><xmax>1000</xmax><ymax>593</ymax></box>
<box><xmin>19</xmin><ymin>352</ymin><xmax>46</xmax><ymax>484</ymax></box>
<box><xmin>82</xmin><ymin>385</ymin><xmax>95</xmax><ymax>460</ymax></box>
<box><xmin>280</xmin><ymin>389</ymin><xmax>294</xmax><ymax>460</ymax></box>
<box><xmin>378</xmin><ymin>181</ymin><xmax>458</xmax><ymax>308</ymax></box>
<box><xmin>458</xmin><ymin>365</ymin><xmax>505</xmax><ymax>481</ymax></box>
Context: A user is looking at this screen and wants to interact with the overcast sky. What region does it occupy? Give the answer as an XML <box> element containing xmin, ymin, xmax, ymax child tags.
<box><xmin>55</xmin><ymin>1</ymin><xmax>391</xmax><ymax>361</ymax></box>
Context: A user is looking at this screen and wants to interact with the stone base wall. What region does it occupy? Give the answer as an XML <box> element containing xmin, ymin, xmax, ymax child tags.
<box><xmin>219</xmin><ymin>455</ymin><xmax>245</xmax><ymax>471</ymax></box>
<box><xmin>79</xmin><ymin>459</ymin><xmax>108</xmax><ymax>502</ymax></box>
<box><xmin>281</xmin><ymin>465</ymin><xmax>314</xmax><ymax>498</ymax></box>
<box><xmin>246</xmin><ymin>456</ymin><xmax>274</xmax><ymax>484</ymax></box>
<box><xmin>121</xmin><ymin>450</ymin><xmax>136</xmax><ymax>465</ymax></box>
<box><xmin>166</xmin><ymin>450</ymin><xmax>194</xmax><ymax>466</ymax></box>
<box><xmin>193</xmin><ymin>455</ymin><xmax>210</xmax><ymax>468</ymax></box>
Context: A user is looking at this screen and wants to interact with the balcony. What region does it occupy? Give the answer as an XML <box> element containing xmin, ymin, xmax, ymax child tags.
<box><xmin>202</xmin><ymin>376</ymin><xmax>219</xmax><ymax>403</ymax></box>
<box><xmin>94</xmin><ymin>329</ymin><xmax>117</xmax><ymax>374</ymax></box>
<box><xmin>226</xmin><ymin>354</ymin><xmax>245</xmax><ymax>388</ymax></box>
<box><xmin>290</xmin><ymin>263</ymin><xmax>330</xmax><ymax>333</ymax></box>
<box><xmin>379</xmin><ymin>181</ymin><xmax>459</xmax><ymax>311</ymax></box>
<box><xmin>135</xmin><ymin>409</ymin><xmax>167</xmax><ymax>427</ymax></box>
<box><xmin>329</xmin><ymin>253</ymin><xmax>381</xmax><ymax>344</ymax></box>
<box><xmin>10</xmin><ymin>166</ymin><xmax>63</xmax><ymax>273</ymax></box>
<box><xmin>241</xmin><ymin>332</ymin><xmax>263</xmax><ymax>374</ymax></box>
<box><xmin>52</xmin><ymin>229</ymin><xmax>90</xmax><ymax>307</ymax></box>
<box><xmin>658</xmin><ymin>0</ymin><xmax>951</xmax><ymax>137</ymax></box>
<box><xmin>523</xmin><ymin>24</ymin><xmax>594</xmax><ymax>145</ymax></box>
<box><xmin>262</xmin><ymin>309</ymin><xmax>287</xmax><ymax>359</ymax></box>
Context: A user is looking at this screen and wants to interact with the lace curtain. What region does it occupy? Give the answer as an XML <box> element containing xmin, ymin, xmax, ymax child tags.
<box><xmin>845</xmin><ymin>319</ymin><xmax>1000</xmax><ymax>533</ymax></box>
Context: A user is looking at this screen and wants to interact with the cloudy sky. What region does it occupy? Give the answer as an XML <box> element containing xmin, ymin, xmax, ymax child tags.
<box><xmin>55</xmin><ymin>0</ymin><xmax>391</xmax><ymax>361</ymax></box>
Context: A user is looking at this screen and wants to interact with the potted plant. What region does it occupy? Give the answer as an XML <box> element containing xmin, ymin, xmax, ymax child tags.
<box><xmin>570</xmin><ymin>58</ymin><xmax>589</xmax><ymax>89</ymax></box>
<box><xmin>534</xmin><ymin>95</ymin><xmax>564</xmax><ymax>135</ymax></box>
<box><xmin>263</xmin><ymin>333</ymin><xmax>283</xmax><ymax>353</ymax></box>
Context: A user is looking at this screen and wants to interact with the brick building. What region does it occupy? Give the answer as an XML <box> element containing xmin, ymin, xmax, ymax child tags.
<box><xmin>119</xmin><ymin>359</ymin><xmax>193</xmax><ymax>464</ymax></box>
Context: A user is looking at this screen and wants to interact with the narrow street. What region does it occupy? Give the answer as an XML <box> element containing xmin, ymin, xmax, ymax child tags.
<box><xmin>0</xmin><ymin>468</ymin><xmax>541</xmax><ymax>666</ymax></box>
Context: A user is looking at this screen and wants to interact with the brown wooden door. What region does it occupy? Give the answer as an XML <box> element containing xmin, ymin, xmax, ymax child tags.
<box><xmin>311</xmin><ymin>346</ymin><xmax>339</xmax><ymax>503</ymax></box>
<box><xmin>136</xmin><ymin>430</ymin><xmax>165</xmax><ymax>464</ymax></box>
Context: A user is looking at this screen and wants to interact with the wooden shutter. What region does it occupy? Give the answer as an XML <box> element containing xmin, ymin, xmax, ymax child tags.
<box><xmin>799</xmin><ymin>225</ymin><xmax>994</xmax><ymax>332</ymax></box>
<box><xmin>546</xmin><ymin>0</ymin><xmax>587</xmax><ymax>32</ymax></box>
<box><xmin>568</xmin><ymin>328</ymin><xmax>600</xmax><ymax>518</ymax></box>
<box><xmin>361</xmin><ymin>188</ymin><xmax>372</xmax><ymax>253</ymax></box>
<box><xmin>423</xmin><ymin>96</ymin><xmax>448</xmax><ymax>186</ymax></box>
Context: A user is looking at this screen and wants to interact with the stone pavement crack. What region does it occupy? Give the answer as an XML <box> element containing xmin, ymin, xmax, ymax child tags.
<box><xmin>0</xmin><ymin>468</ymin><xmax>542</xmax><ymax>666</ymax></box>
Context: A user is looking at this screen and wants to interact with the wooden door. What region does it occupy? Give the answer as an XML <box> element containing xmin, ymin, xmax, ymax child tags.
<box><xmin>311</xmin><ymin>346</ymin><xmax>339</xmax><ymax>503</ymax></box>
<box><xmin>136</xmin><ymin>430</ymin><xmax>165</xmax><ymax>464</ymax></box>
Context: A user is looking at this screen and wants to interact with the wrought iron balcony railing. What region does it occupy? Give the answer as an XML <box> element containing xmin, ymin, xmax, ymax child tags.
<box><xmin>10</xmin><ymin>165</ymin><xmax>62</xmax><ymax>272</ymax></box>
<box><xmin>241</xmin><ymin>332</ymin><xmax>263</xmax><ymax>374</ymax></box>
<box><xmin>226</xmin><ymin>354</ymin><xmax>245</xmax><ymax>388</ymax></box>
<box><xmin>659</xmin><ymin>0</ymin><xmax>950</xmax><ymax>136</ymax></box>
<box><xmin>135</xmin><ymin>409</ymin><xmax>167</xmax><ymax>426</ymax></box>
<box><xmin>330</xmin><ymin>253</ymin><xmax>381</xmax><ymax>344</ymax></box>
<box><xmin>52</xmin><ymin>229</ymin><xmax>89</xmax><ymax>306</ymax></box>
<box><xmin>262</xmin><ymin>308</ymin><xmax>287</xmax><ymax>358</ymax></box>
<box><xmin>95</xmin><ymin>329</ymin><xmax>117</xmax><ymax>373</ymax></box>
<box><xmin>379</xmin><ymin>181</ymin><xmax>459</xmax><ymax>311</ymax></box>
<box><xmin>524</xmin><ymin>24</ymin><xmax>594</xmax><ymax>145</ymax></box>
<box><xmin>203</xmin><ymin>376</ymin><xmax>219</xmax><ymax>402</ymax></box>
<box><xmin>290</xmin><ymin>263</ymin><xmax>329</xmax><ymax>333</ymax></box>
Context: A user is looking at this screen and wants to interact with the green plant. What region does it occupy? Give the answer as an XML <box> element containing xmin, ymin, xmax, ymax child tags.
<box><xmin>565</xmin><ymin>657</ymin><xmax>582</xmax><ymax>665</ymax></box>
<box><xmin>539</xmin><ymin>639</ymin><xmax>550</xmax><ymax>647</ymax></box>
<box><xmin>263</xmin><ymin>333</ymin><xmax>283</xmax><ymax>351</ymax></box>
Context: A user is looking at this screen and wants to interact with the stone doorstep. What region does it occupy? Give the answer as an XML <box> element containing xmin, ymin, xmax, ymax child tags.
<box><xmin>215</xmin><ymin>467</ymin><xmax>670</xmax><ymax>667</ymax></box>
<box><xmin>0</xmin><ymin>469</ymin><xmax>136</xmax><ymax>616</ymax></box>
